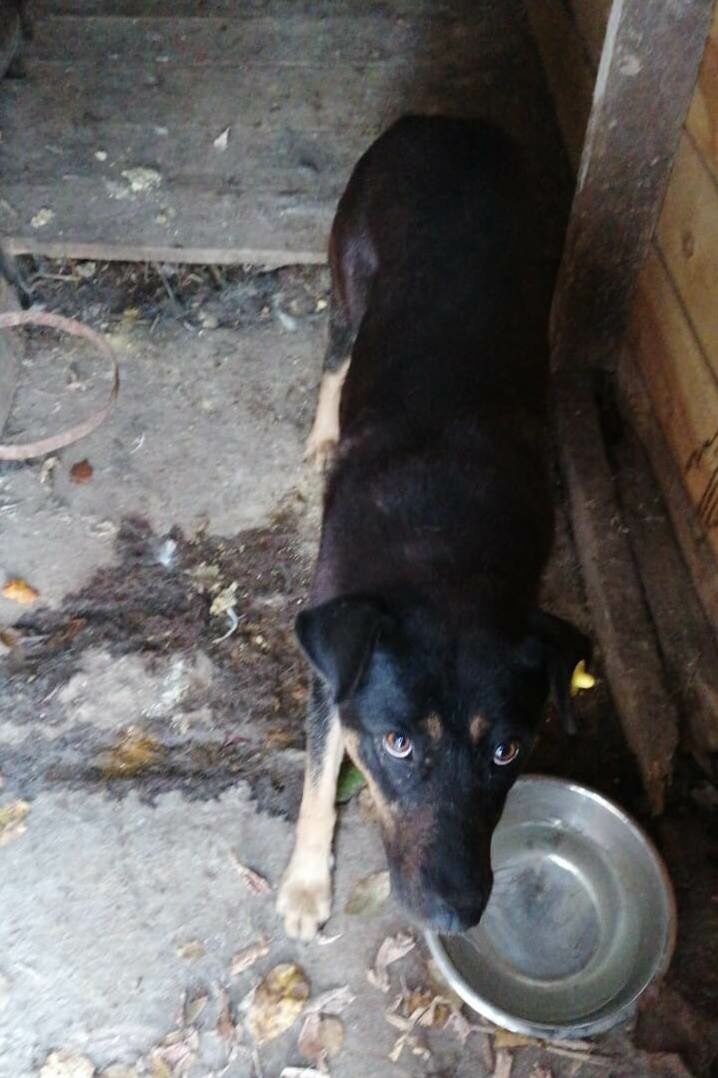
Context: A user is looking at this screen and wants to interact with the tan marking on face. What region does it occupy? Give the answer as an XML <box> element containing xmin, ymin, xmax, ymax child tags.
<box><xmin>469</xmin><ymin>713</ymin><xmax>489</xmax><ymax>743</ymax></box>
<box><xmin>422</xmin><ymin>713</ymin><xmax>443</xmax><ymax>742</ymax></box>
<box><xmin>344</xmin><ymin>729</ymin><xmax>397</xmax><ymax>838</ymax></box>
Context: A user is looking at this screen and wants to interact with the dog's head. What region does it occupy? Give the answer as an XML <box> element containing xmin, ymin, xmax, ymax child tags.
<box><xmin>296</xmin><ymin>594</ymin><xmax>591</xmax><ymax>934</ymax></box>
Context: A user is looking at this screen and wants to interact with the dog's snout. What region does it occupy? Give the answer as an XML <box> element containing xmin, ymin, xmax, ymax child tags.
<box><xmin>423</xmin><ymin>892</ymin><xmax>488</xmax><ymax>934</ymax></box>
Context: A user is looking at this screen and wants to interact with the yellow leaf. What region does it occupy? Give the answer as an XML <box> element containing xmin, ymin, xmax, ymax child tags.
<box><xmin>99</xmin><ymin>727</ymin><xmax>162</xmax><ymax>777</ymax></box>
<box><xmin>247</xmin><ymin>963</ymin><xmax>310</xmax><ymax>1044</ymax></box>
<box><xmin>0</xmin><ymin>800</ymin><xmax>29</xmax><ymax>847</ymax></box>
<box><xmin>2</xmin><ymin>578</ymin><xmax>39</xmax><ymax>604</ymax></box>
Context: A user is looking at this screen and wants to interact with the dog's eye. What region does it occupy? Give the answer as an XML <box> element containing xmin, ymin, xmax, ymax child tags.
<box><xmin>383</xmin><ymin>732</ymin><xmax>413</xmax><ymax>759</ymax></box>
<box><xmin>493</xmin><ymin>740</ymin><xmax>520</xmax><ymax>766</ymax></box>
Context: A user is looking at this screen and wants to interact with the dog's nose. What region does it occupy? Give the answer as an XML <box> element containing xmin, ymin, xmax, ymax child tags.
<box><xmin>424</xmin><ymin>894</ymin><xmax>487</xmax><ymax>934</ymax></box>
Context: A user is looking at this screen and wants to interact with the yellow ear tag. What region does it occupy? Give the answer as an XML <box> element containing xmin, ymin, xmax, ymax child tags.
<box><xmin>570</xmin><ymin>660</ymin><xmax>596</xmax><ymax>697</ymax></box>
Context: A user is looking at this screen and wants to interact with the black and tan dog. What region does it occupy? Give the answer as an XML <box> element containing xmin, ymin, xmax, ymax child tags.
<box><xmin>277</xmin><ymin>116</ymin><xmax>591</xmax><ymax>940</ymax></box>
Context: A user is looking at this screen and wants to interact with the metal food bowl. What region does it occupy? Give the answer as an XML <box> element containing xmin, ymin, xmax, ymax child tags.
<box><xmin>426</xmin><ymin>775</ymin><xmax>676</xmax><ymax>1040</ymax></box>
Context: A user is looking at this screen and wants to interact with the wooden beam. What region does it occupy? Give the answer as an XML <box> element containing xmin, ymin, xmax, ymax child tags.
<box><xmin>551</xmin><ymin>0</ymin><xmax>715</xmax><ymax>366</ymax></box>
<box><xmin>613</xmin><ymin>421</ymin><xmax>718</xmax><ymax>765</ymax></box>
<box><xmin>555</xmin><ymin>379</ymin><xmax>678</xmax><ymax>813</ymax></box>
<box><xmin>551</xmin><ymin>0</ymin><xmax>715</xmax><ymax>811</ymax></box>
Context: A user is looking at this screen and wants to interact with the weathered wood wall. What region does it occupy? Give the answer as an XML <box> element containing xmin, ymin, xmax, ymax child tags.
<box><xmin>527</xmin><ymin>0</ymin><xmax>718</xmax><ymax>632</ymax></box>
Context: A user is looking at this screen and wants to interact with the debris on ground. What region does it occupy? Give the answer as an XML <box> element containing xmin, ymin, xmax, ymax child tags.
<box><xmin>305</xmin><ymin>985</ymin><xmax>355</xmax><ymax>1016</ymax></box>
<box><xmin>228</xmin><ymin>851</ymin><xmax>273</xmax><ymax>895</ymax></box>
<box><xmin>1</xmin><ymin>577</ymin><xmax>39</xmax><ymax>604</ymax></box>
<box><xmin>97</xmin><ymin>728</ymin><xmax>163</xmax><ymax>778</ymax></box>
<box><xmin>366</xmin><ymin>931</ymin><xmax>415</xmax><ymax>992</ymax></box>
<box><xmin>215</xmin><ymin>988</ymin><xmax>235</xmax><ymax>1041</ymax></box>
<box><xmin>145</xmin><ymin>1028</ymin><xmax>198</xmax><ymax>1075</ymax></box>
<box><xmin>492</xmin><ymin>1048</ymin><xmax>513</xmax><ymax>1078</ymax></box>
<box><xmin>0</xmin><ymin>799</ymin><xmax>29</xmax><ymax>845</ymax></box>
<box><xmin>69</xmin><ymin>459</ymin><xmax>94</xmax><ymax>484</ymax></box>
<box><xmin>297</xmin><ymin>1011</ymin><xmax>344</xmax><ymax>1072</ymax></box>
<box><xmin>230</xmin><ymin>936</ymin><xmax>270</xmax><ymax>976</ymax></box>
<box><xmin>247</xmin><ymin>963</ymin><xmax>310</xmax><ymax>1044</ymax></box>
<box><xmin>175</xmin><ymin>940</ymin><xmax>205</xmax><ymax>961</ymax></box>
<box><xmin>39</xmin><ymin>1051</ymin><xmax>95</xmax><ymax>1078</ymax></box>
<box><xmin>344</xmin><ymin>870</ymin><xmax>390</xmax><ymax>916</ymax></box>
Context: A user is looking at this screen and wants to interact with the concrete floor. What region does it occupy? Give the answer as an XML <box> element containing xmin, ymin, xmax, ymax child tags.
<box><xmin>0</xmin><ymin>263</ymin><xmax>707</xmax><ymax>1078</ymax></box>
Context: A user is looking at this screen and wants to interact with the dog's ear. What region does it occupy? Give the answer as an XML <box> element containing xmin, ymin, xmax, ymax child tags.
<box><xmin>525</xmin><ymin>610</ymin><xmax>593</xmax><ymax>734</ymax></box>
<box><xmin>295</xmin><ymin>595</ymin><xmax>388</xmax><ymax>703</ymax></box>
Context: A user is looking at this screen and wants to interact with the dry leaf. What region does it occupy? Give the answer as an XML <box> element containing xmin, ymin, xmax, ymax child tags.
<box><xmin>216</xmin><ymin>990</ymin><xmax>235</xmax><ymax>1040</ymax></box>
<box><xmin>0</xmin><ymin>628</ymin><xmax>20</xmax><ymax>650</ymax></box>
<box><xmin>147</xmin><ymin>1029</ymin><xmax>198</xmax><ymax>1076</ymax></box>
<box><xmin>494</xmin><ymin>1030</ymin><xmax>535</xmax><ymax>1050</ymax></box>
<box><xmin>344</xmin><ymin>870</ymin><xmax>390</xmax><ymax>915</ymax></box>
<box><xmin>366</xmin><ymin>931</ymin><xmax>415</xmax><ymax>992</ymax></box>
<box><xmin>189</xmin><ymin>562</ymin><xmax>221</xmax><ymax>593</ymax></box>
<box><xmin>298</xmin><ymin>1012</ymin><xmax>344</xmax><ymax>1072</ymax></box>
<box><xmin>0</xmin><ymin>800</ymin><xmax>29</xmax><ymax>846</ymax></box>
<box><xmin>99</xmin><ymin>728</ymin><xmax>162</xmax><ymax>777</ymax></box>
<box><xmin>210</xmin><ymin>582</ymin><xmax>238</xmax><ymax>617</ymax></box>
<box><xmin>70</xmin><ymin>459</ymin><xmax>93</xmax><ymax>484</ymax></box>
<box><xmin>229</xmin><ymin>851</ymin><xmax>272</xmax><ymax>895</ymax></box>
<box><xmin>39</xmin><ymin>1052</ymin><xmax>95</xmax><ymax>1078</ymax></box>
<box><xmin>231</xmin><ymin>936</ymin><xmax>269</xmax><ymax>975</ymax></box>
<box><xmin>306</xmin><ymin>985</ymin><xmax>355</xmax><ymax>1016</ymax></box>
<box><xmin>247</xmin><ymin>963</ymin><xmax>310</xmax><ymax>1044</ymax></box>
<box><xmin>176</xmin><ymin>939</ymin><xmax>205</xmax><ymax>961</ymax></box>
<box><xmin>183</xmin><ymin>993</ymin><xmax>208</xmax><ymax>1025</ymax></box>
<box><xmin>493</xmin><ymin>1049</ymin><xmax>514</xmax><ymax>1078</ymax></box>
<box><xmin>426</xmin><ymin>958</ymin><xmax>465</xmax><ymax>1012</ymax></box>
<box><xmin>1</xmin><ymin>577</ymin><xmax>39</xmax><ymax>604</ymax></box>
<box><xmin>147</xmin><ymin>1058</ymin><xmax>170</xmax><ymax>1078</ymax></box>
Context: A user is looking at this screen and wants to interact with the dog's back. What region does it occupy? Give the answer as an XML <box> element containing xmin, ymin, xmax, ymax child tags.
<box><xmin>318</xmin><ymin>115</ymin><xmax>553</xmax><ymax>616</ymax></box>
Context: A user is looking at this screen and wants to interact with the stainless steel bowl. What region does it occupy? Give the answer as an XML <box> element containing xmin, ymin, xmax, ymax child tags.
<box><xmin>426</xmin><ymin>775</ymin><xmax>676</xmax><ymax>1040</ymax></box>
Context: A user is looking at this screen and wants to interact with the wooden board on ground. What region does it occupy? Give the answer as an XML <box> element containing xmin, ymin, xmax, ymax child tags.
<box><xmin>0</xmin><ymin>0</ymin><xmax>564</xmax><ymax>264</ymax></box>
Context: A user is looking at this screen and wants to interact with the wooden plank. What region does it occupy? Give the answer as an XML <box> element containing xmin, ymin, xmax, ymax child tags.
<box><xmin>524</xmin><ymin>0</ymin><xmax>594</xmax><ymax>171</ymax></box>
<box><xmin>27</xmin><ymin>14</ymin><xmax>522</xmax><ymax>66</ymax></box>
<box><xmin>655</xmin><ymin>133</ymin><xmax>718</xmax><ymax>375</ymax></box>
<box><xmin>686</xmin><ymin>2</ymin><xmax>718</xmax><ymax>181</ymax></box>
<box><xmin>1</xmin><ymin>179</ymin><xmax>335</xmax><ymax>265</ymax></box>
<box><xmin>570</xmin><ymin>0</ymin><xmax>611</xmax><ymax>65</ymax></box>
<box><xmin>614</xmin><ymin>421</ymin><xmax>718</xmax><ymax>761</ymax></box>
<box><xmin>1</xmin><ymin>60</ymin><xmax>550</xmax><ymax>176</ymax></box>
<box><xmin>555</xmin><ymin>378</ymin><xmax>679</xmax><ymax>813</ymax></box>
<box><xmin>551</xmin><ymin>0</ymin><xmax>715</xmax><ymax>367</ymax></box>
<box><xmin>0</xmin><ymin>1</ymin><xmax>563</xmax><ymax>264</ymax></box>
<box><xmin>626</xmin><ymin>249</ymin><xmax>718</xmax><ymax>562</ymax></box>
<box><xmin>618</xmin><ymin>346</ymin><xmax>718</xmax><ymax>634</ymax></box>
<box><xmin>33</xmin><ymin>0</ymin><xmax>486</xmax><ymax>16</ymax></box>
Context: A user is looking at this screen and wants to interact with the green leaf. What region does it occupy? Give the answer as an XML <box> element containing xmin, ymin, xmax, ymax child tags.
<box><xmin>335</xmin><ymin>761</ymin><xmax>366</xmax><ymax>804</ymax></box>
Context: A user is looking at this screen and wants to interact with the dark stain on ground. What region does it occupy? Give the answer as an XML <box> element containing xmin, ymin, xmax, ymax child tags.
<box><xmin>1</xmin><ymin>502</ymin><xmax>312</xmax><ymax>817</ymax></box>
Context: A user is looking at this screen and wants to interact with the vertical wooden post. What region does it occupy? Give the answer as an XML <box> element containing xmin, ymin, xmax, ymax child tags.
<box><xmin>550</xmin><ymin>0</ymin><xmax>715</xmax><ymax>812</ymax></box>
<box><xmin>552</xmin><ymin>0</ymin><xmax>715</xmax><ymax>367</ymax></box>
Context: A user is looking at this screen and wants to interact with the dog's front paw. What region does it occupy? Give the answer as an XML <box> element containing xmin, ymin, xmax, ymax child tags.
<box><xmin>303</xmin><ymin>430</ymin><xmax>338</xmax><ymax>473</ymax></box>
<box><xmin>277</xmin><ymin>872</ymin><xmax>331</xmax><ymax>941</ymax></box>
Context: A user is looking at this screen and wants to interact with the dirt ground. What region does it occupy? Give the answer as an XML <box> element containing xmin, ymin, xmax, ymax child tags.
<box><xmin>0</xmin><ymin>261</ymin><xmax>717</xmax><ymax>1078</ymax></box>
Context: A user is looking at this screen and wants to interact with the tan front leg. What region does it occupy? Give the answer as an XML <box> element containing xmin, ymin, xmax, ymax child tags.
<box><xmin>304</xmin><ymin>359</ymin><xmax>350</xmax><ymax>472</ymax></box>
<box><xmin>277</xmin><ymin>715</ymin><xmax>344</xmax><ymax>940</ymax></box>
